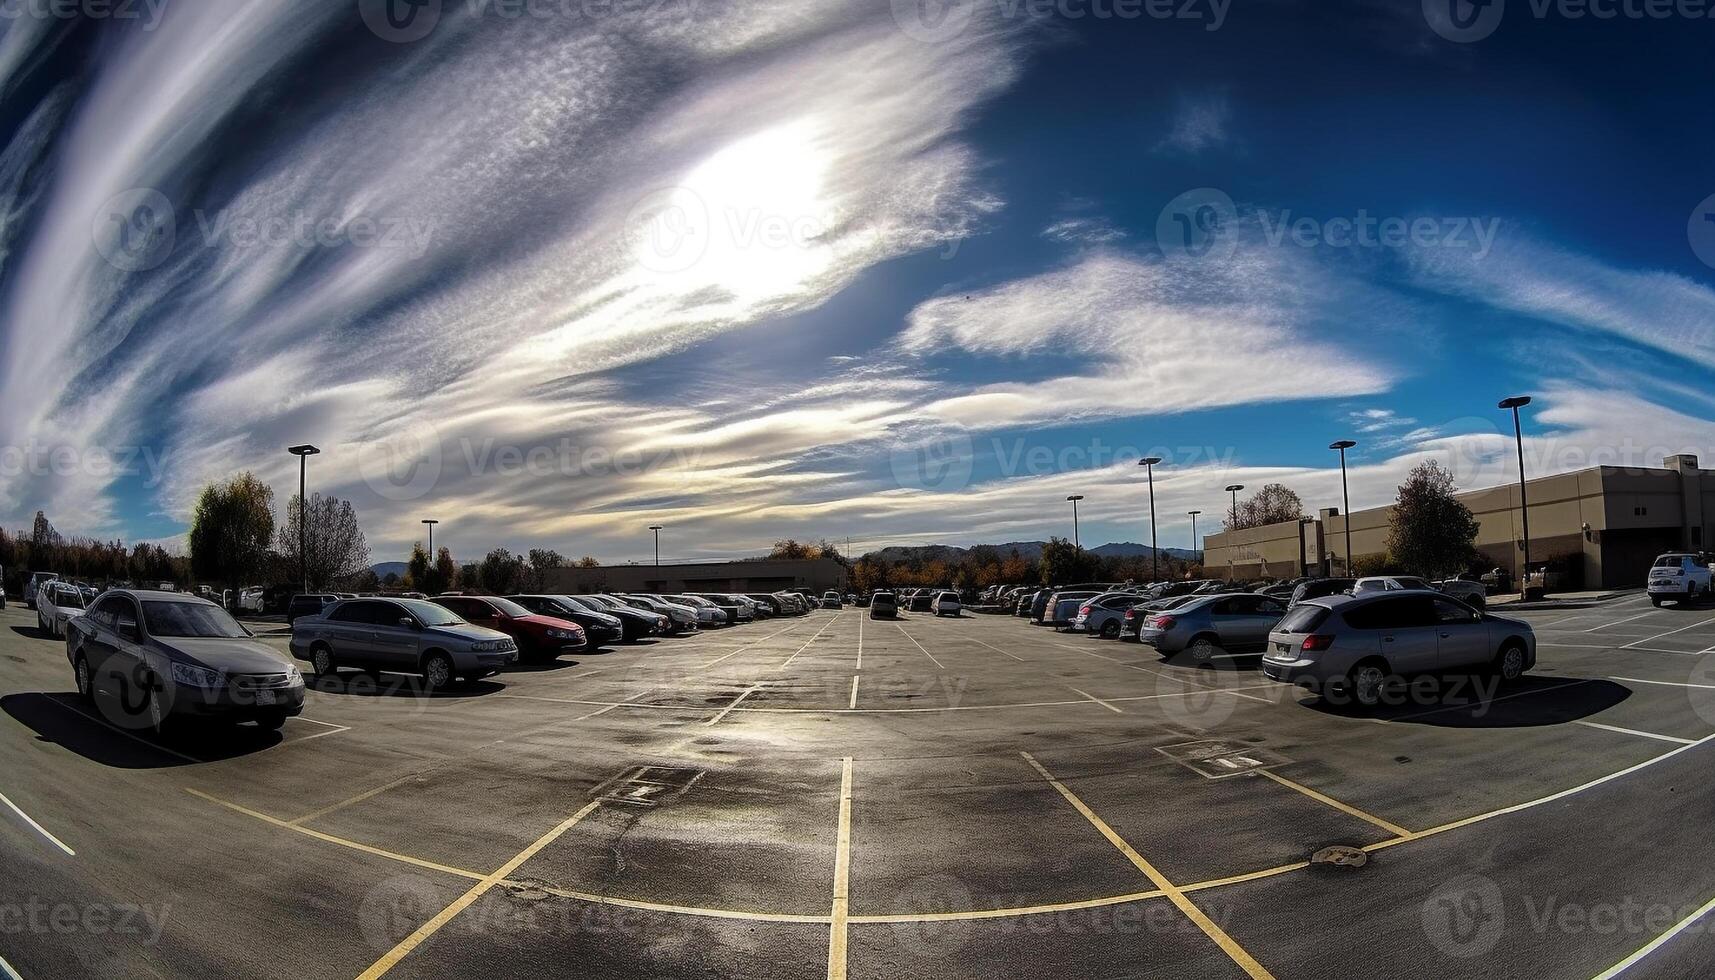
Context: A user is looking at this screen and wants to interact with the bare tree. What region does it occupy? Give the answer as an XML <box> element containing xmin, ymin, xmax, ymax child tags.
<box><xmin>278</xmin><ymin>493</ymin><xmax>370</xmax><ymax>590</ymax></box>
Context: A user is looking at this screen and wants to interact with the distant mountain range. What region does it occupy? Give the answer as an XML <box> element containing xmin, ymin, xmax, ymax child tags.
<box><xmin>863</xmin><ymin>541</ymin><xmax>1198</xmax><ymax>563</ymax></box>
<box><xmin>370</xmin><ymin>561</ymin><xmax>409</xmax><ymax>579</ymax></box>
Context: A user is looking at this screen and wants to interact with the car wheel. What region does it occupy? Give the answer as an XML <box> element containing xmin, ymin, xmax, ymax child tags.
<box><xmin>1494</xmin><ymin>643</ymin><xmax>1527</xmax><ymax>683</ymax></box>
<box><xmin>1651</xmin><ymin>595</ymin><xmax>1663</xmax><ymax>607</ymax></box>
<box><xmin>423</xmin><ymin>653</ymin><xmax>454</xmax><ymax>692</ymax></box>
<box><xmin>1188</xmin><ymin>637</ymin><xmax>1217</xmax><ymax>662</ymax></box>
<box><xmin>73</xmin><ymin>654</ymin><xmax>93</xmax><ymax>702</ymax></box>
<box><xmin>1349</xmin><ymin>661</ymin><xmax>1388</xmax><ymax>710</ymax></box>
<box><xmin>1100</xmin><ymin>621</ymin><xmax>1121</xmax><ymax>639</ymax></box>
<box><xmin>310</xmin><ymin>643</ymin><xmax>338</xmax><ymax>677</ymax></box>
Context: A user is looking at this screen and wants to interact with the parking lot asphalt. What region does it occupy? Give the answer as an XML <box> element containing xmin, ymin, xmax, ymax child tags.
<box><xmin>5</xmin><ymin>595</ymin><xmax>1715</xmax><ymax>978</ymax></box>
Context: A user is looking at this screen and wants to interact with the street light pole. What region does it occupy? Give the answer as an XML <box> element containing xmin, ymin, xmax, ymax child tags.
<box><xmin>1224</xmin><ymin>484</ymin><xmax>1245</xmax><ymax>530</ymax></box>
<box><xmin>287</xmin><ymin>445</ymin><xmax>320</xmax><ymax>592</ymax></box>
<box><xmin>648</xmin><ymin>524</ymin><xmax>664</xmax><ymax>566</ymax></box>
<box><xmin>1139</xmin><ymin>457</ymin><xmax>1162</xmax><ymax>582</ymax></box>
<box><xmin>1329</xmin><ymin>440</ymin><xmax>1356</xmax><ymax>576</ymax></box>
<box><xmin>1500</xmin><ymin>396</ymin><xmax>1534</xmax><ymax>598</ymax></box>
<box><xmin>422</xmin><ymin>519</ymin><xmax>439</xmax><ymax>556</ymax></box>
<box><xmin>1187</xmin><ymin>510</ymin><xmax>1201</xmax><ymax>564</ymax></box>
<box><xmin>1066</xmin><ymin>495</ymin><xmax>1084</xmax><ymax>549</ymax></box>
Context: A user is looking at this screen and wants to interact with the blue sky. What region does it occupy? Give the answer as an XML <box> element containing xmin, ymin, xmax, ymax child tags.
<box><xmin>1</xmin><ymin>0</ymin><xmax>1713</xmax><ymax>563</ymax></box>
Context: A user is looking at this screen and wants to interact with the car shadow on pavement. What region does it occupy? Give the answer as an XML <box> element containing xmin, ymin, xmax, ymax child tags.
<box><xmin>9</xmin><ymin>625</ymin><xmax>56</xmax><ymax>641</ymax></box>
<box><xmin>304</xmin><ymin>672</ymin><xmax>505</xmax><ymax>699</ymax></box>
<box><xmin>0</xmin><ymin>692</ymin><xmax>281</xmax><ymax>769</ymax></box>
<box><xmin>1304</xmin><ymin>674</ymin><xmax>1631</xmax><ymax>728</ymax></box>
<box><xmin>506</xmin><ymin>658</ymin><xmax>588</xmax><ymax>674</ymax></box>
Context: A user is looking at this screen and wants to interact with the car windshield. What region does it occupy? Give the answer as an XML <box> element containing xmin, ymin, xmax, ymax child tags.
<box><xmin>483</xmin><ymin>597</ymin><xmax>533</xmax><ymax>618</ymax></box>
<box><xmin>56</xmin><ymin>588</ymin><xmax>85</xmax><ymax>609</ymax></box>
<box><xmin>399</xmin><ymin>599</ymin><xmax>465</xmax><ymax>626</ymax></box>
<box><xmin>141</xmin><ymin>601</ymin><xmax>247</xmax><ymax>638</ymax></box>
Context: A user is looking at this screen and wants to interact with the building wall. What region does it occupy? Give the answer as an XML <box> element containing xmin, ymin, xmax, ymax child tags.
<box><xmin>1203</xmin><ymin>460</ymin><xmax>1714</xmax><ymax>588</ymax></box>
<box><xmin>543</xmin><ymin>558</ymin><xmax>847</xmax><ymax>595</ymax></box>
<box><xmin>1203</xmin><ymin>519</ymin><xmax>1313</xmax><ymax>581</ymax></box>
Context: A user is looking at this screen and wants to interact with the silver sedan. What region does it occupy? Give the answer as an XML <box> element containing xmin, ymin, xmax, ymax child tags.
<box><xmin>1135</xmin><ymin>593</ymin><xmax>1289</xmax><ymax>659</ymax></box>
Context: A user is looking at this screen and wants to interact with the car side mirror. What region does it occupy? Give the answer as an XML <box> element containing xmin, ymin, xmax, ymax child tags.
<box><xmin>399</xmin><ymin>617</ymin><xmax>418</xmax><ymax>629</ymax></box>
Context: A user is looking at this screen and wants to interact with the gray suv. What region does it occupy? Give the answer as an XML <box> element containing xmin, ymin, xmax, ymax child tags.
<box><xmin>1262</xmin><ymin>592</ymin><xmax>1536</xmax><ymax>709</ymax></box>
<box><xmin>289</xmin><ymin>597</ymin><xmax>518</xmax><ymax>691</ymax></box>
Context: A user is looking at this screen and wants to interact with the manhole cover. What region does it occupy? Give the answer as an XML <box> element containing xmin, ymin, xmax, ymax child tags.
<box><xmin>1310</xmin><ymin>845</ymin><xmax>1368</xmax><ymax>868</ymax></box>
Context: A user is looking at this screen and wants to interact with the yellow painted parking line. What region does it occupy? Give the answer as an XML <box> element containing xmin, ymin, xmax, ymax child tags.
<box><xmin>1572</xmin><ymin>721</ymin><xmax>1695</xmax><ymax>745</ymax></box>
<box><xmin>705</xmin><ymin>682</ymin><xmax>767</xmax><ymax>727</ymax></box>
<box><xmin>1179</xmin><ymin>861</ymin><xmax>1311</xmax><ymax>893</ymax></box>
<box><xmin>1068</xmin><ymin>686</ymin><xmax>1124</xmax><ymax>714</ymax></box>
<box><xmin>1020</xmin><ymin>752</ymin><xmax>1276</xmax><ymax>980</ymax></box>
<box><xmin>848</xmin><ymin>675</ymin><xmax>860</xmax><ymax>710</ymax></box>
<box><xmin>519</xmin><ymin>881</ymin><xmax>831</xmax><ymax>922</ymax></box>
<box><xmin>827</xmin><ymin>758</ymin><xmax>854</xmax><ymax>980</ymax></box>
<box><xmin>1590</xmin><ymin>888</ymin><xmax>1715</xmax><ymax>979</ymax></box>
<box><xmin>893</xmin><ymin>624</ymin><xmax>945</xmax><ymax>669</ymax></box>
<box><xmin>850</xmin><ymin>890</ymin><xmax>1166</xmax><ymax>923</ymax></box>
<box><xmin>185</xmin><ymin>788</ymin><xmax>485</xmax><ymax>881</ymax></box>
<box><xmin>287</xmin><ymin>773</ymin><xmax>422</xmax><ymax>827</ymax></box>
<box><xmin>357</xmin><ymin>801</ymin><xmax>602</xmax><ymax>980</ymax></box>
<box><xmin>1255</xmin><ymin>769</ymin><xmax>1412</xmax><ymax>837</ymax></box>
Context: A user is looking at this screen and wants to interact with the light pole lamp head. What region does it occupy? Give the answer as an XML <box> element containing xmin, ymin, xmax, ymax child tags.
<box><xmin>421</xmin><ymin>519</ymin><xmax>439</xmax><ymax>526</ymax></box>
<box><xmin>1066</xmin><ymin>494</ymin><xmax>1084</xmax><ymax>502</ymax></box>
<box><xmin>287</xmin><ymin>444</ymin><xmax>320</xmax><ymax>457</ymax></box>
<box><xmin>1139</xmin><ymin>456</ymin><xmax>1163</xmax><ymax>467</ymax></box>
<box><xmin>1187</xmin><ymin>509</ymin><xmax>1201</xmax><ymax>517</ymax></box>
<box><xmin>1224</xmin><ymin>484</ymin><xmax>1244</xmax><ymax>493</ymax></box>
<box><xmin>1498</xmin><ymin>395</ymin><xmax>1532</xmax><ymax>410</ymax></box>
<box><xmin>648</xmin><ymin>524</ymin><xmax>664</xmax><ymax>532</ymax></box>
<box><xmin>1329</xmin><ymin>439</ymin><xmax>1356</xmax><ymax>451</ymax></box>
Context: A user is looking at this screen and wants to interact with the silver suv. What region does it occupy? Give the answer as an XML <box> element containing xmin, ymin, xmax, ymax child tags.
<box><xmin>289</xmin><ymin>597</ymin><xmax>517</xmax><ymax>691</ymax></box>
<box><xmin>1262</xmin><ymin>591</ymin><xmax>1535</xmax><ymax>709</ymax></box>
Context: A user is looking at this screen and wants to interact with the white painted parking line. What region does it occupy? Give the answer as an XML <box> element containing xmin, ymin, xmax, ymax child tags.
<box><xmin>1047</xmin><ymin>643</ymin><xmax>1272</xmax><ymax>702</ymax></box>
<box><xmin>1573</xmin><ymin>721</ymin><xmax>1696</xmax><ymax>745</ymax></box>
<box><xmin>1068</xmin><ymin>687</ymin><xmax>1124</xmax><ymax>714</ymax></box>
<box><xmin>0</xmin><ymin>789</ymin><xmax>74</xmax><ymax>856</ymax></box>
<box><xmin>855</xmin><ymin>614</ymin><xmax>863</xmax><ymax>671</ymax></box>
<box><xmin>963</xmin><ymin>634</ymin><xmax>1028</xmax><ymax>663</ymax></box>
<box><xmin>826</xmin><ymin>758</ymin><xmax>853</xmax><ymax>980</ymax></box>
<box><xmin>705</xmin><ymin>682</ymin><xmax>768</xmax><ymax>726</ymax></box>
<box><xmin>1582</xmin><ymin>610</ymin><xmax>1662</xmax><ymax>632</ymax></box>
<box><xmin>776</xmin><ymin>617</ymin><xmax>840</xmax><ymax>671</ymax></box>
<box><xmin>1610</xmin><ymin>675</ymin><xmax>1715</xmax><ymax>690</ymax></box>
<box><xmin>1542</xmin><ymin>642</ymin><xmax>1700</xmax><ymax>656</ymax></box>
<box><xmin>0</xmin><ymin>952</ymin><xmax>22</xmax><ymax>980</ymax></box>
<box><xmin>1591</xmin><ymin>889</ymin><xmax>1715</xmax><ymax>980</ymax></box>
<box><xmin>893</xmin><ymin>624</ymin><xmax>945</xmax><ymax>670</ymax></box>
<box><xmin>1623</xmin><ymin>616</ymin><xmax>1715</xmax><ymax>649</ymax></box>
<box><xmin>847</xmin><ymin>675</ymin><xmax>859</xmax><ymax>710</ymax></box>
<box><xmin>42</xmin><ymin>697</ymin><xmax>201</xmax><ymax>765</ymax></box>
<box><xmin>703</xmin><ymin>622</ymin><xmax>810</xmax><ymax>668</ymax></box>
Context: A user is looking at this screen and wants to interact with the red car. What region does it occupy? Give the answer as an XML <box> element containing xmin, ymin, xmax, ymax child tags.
<box><xmin>431</xmin><ymin>595</ymin><xmax>587</xmax><ymax>664</ymax></box>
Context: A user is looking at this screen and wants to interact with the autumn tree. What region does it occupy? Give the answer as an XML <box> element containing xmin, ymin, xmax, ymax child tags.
<box><xmin>1386</xmin><ymin>460</ymin><xmax>1480</xmax><ymax>578</ymax></box>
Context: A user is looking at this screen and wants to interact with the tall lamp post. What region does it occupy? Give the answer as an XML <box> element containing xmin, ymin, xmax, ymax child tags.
<box><xmin>1329</xmin><ymin>440</ymin><xmax>1356</xmax><ymax>576</ymax></box>
<box><xmin>1138</xmin><ymin>456</ymin><xmax>1163</xmax><ymax>582</ymax></box>
<box><xmin>287</xmin><ymin>445</ymin><xmax>320</xmax><ymax>592</ymax></box>
<box><xmin>1224</xmin><ymin>484</ymin><xmax>1245</xmax><ymax>530</ymax></box>
<box><xmin>422</xmin><ymin>519</ymin><xmax>439</xmax><ymax>556</ymax></box>
<box><xmin>1499</xmin><ymin>395</ymin><xmax>1534</xmax><ymax>598</ymax></box>
<box><xmin>648</xmin><ymin>524</ymin><xmax>664</xmax><ymax>566</ymax></box>
<box><xmin>1066</xmin><ymin>495</ymin><xmax>1084</xmax><ymax>549</ymax></box>
<box><xmin>1187</xmin><ymin>510</ymin><xmax>1202</xmax><ymax>564</ymax></box>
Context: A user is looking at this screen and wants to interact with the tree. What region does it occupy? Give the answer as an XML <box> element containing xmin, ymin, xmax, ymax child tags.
<box><xmin>1038</xmin><ymin>536</ymin><xmax>1097</xmax><ymax>584</ymax></box>
<box><xmin>278</xmin><ymin>493</ymin><xmax>371</xmax><ymax>590</ymax></box>
<box><xmin>769</xmin><ymin>539</ymin><xmax>816</xmax><ymax>560</ymax></box>
<box><xmin>526</xmin><ymin>548</ymin><xmax>565</xmax><ymax>591</ymax></box>
<box><xmin>406</xmin><ymin>542</ymin><xmax>431</xmax><ymax>588</ymax></box>
<box><xmin>1227</xmin><ymin>484</ymin><xmax>1305</xmax><ymax>531</ymax></box>
<box><xmin>29</xmin><ymin>511</ymin><xmax>60</xmax><ymax>568</ymax></box>
<box><xmin>1386</xmin><ymin>460</ymin><xmax>1481</xmax><ymax>578</ymax></box>
<box><xmin>187</xmin><ymin>472</ymin><xmax>276</xmax><ymax>600</ymax></box>
<box><xmin>477</xmin><ymin>548</ymin><xmax>526</xmax><ymax>594</ymax></box>
<box><xmin>428</xmin><ymin>547</ymin><xmax>457</xmax><ymax>594</ymax></box>
<box><xmin>574</xmin><ymin>556</ymin><xmax>600</xmax><ymax>568</ymax></box>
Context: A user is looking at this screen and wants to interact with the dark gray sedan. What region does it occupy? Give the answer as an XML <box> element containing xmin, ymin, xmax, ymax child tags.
<box><xmin>1135</xmin><ymin>593</ymin><xmax>1290</xmax><ymax>659</ymax></box>
<box><xmin>1262</xmin><ymin>591</ymin><xmax>1536</xmax><ymax>709</ymax></box>
<box><xmin>66</xmin><ymin>590</ymin><xmax>305</xmax><ymax>732</ymax></box>
<box><xmin>290</xmin><ymin>597</ymin><xmax>518</xmax><ymax>691</ymax></box>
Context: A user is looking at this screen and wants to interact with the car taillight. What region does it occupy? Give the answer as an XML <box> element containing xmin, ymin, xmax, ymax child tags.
<box><xmin>1152</xmin><ymin>615</ymin><xmax>1176</xmax><ymax>629</ymax></box>
<box><xmin>1079</xmin><ymin>605</ymin><xmax>1092</xmax><ymax>615</ymax></box>
<box><xmin>1301</xmin><ymin>634</ymin><xmax>1333</xmax><ymax>652</ymax></box>
<box><xmin>1124</xmin><ymin>609</ymin><xmax>1136</xmax><ymax>620</ymax></box>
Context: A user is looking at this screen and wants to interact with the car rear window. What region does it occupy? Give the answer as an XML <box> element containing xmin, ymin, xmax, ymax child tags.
<box><xmin>1275</xmin><ymin>605</ymin><xmax>1329</xmax><ymax>633</ymax></box>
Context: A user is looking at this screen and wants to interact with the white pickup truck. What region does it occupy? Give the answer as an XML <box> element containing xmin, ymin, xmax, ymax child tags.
<box><xmin>1647</xmin><ymin>553</ymin><xmax>1713</xmax><ymax>606</ymax></box>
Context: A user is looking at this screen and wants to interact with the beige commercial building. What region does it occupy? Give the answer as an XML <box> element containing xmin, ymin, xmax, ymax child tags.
<box><xmin>1202</xmin><ymin>455</ymin><xmax>1713</xmax><ymax>590</ymax></box>
<box><xmin>543</xmin><ymin>557</ymin><xmax>848</xmax><ymax>596</ymax></box>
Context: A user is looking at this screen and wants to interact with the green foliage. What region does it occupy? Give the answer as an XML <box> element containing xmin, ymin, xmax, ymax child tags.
<box><xmin>1386</xmin><ymin>460</ymin><xmax>1481</xmax><ymax>578</ymax></box>
<box><xmin>188</xmin><ymin>472</ymin><xmax>276</xmax><ymax>592</ymax></box>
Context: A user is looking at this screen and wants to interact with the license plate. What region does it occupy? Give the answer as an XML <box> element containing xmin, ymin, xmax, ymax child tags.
<box><xmin>255</xmin><ymin>689</ymin><xmax>277</xmax><ymax>706</ymax></box>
